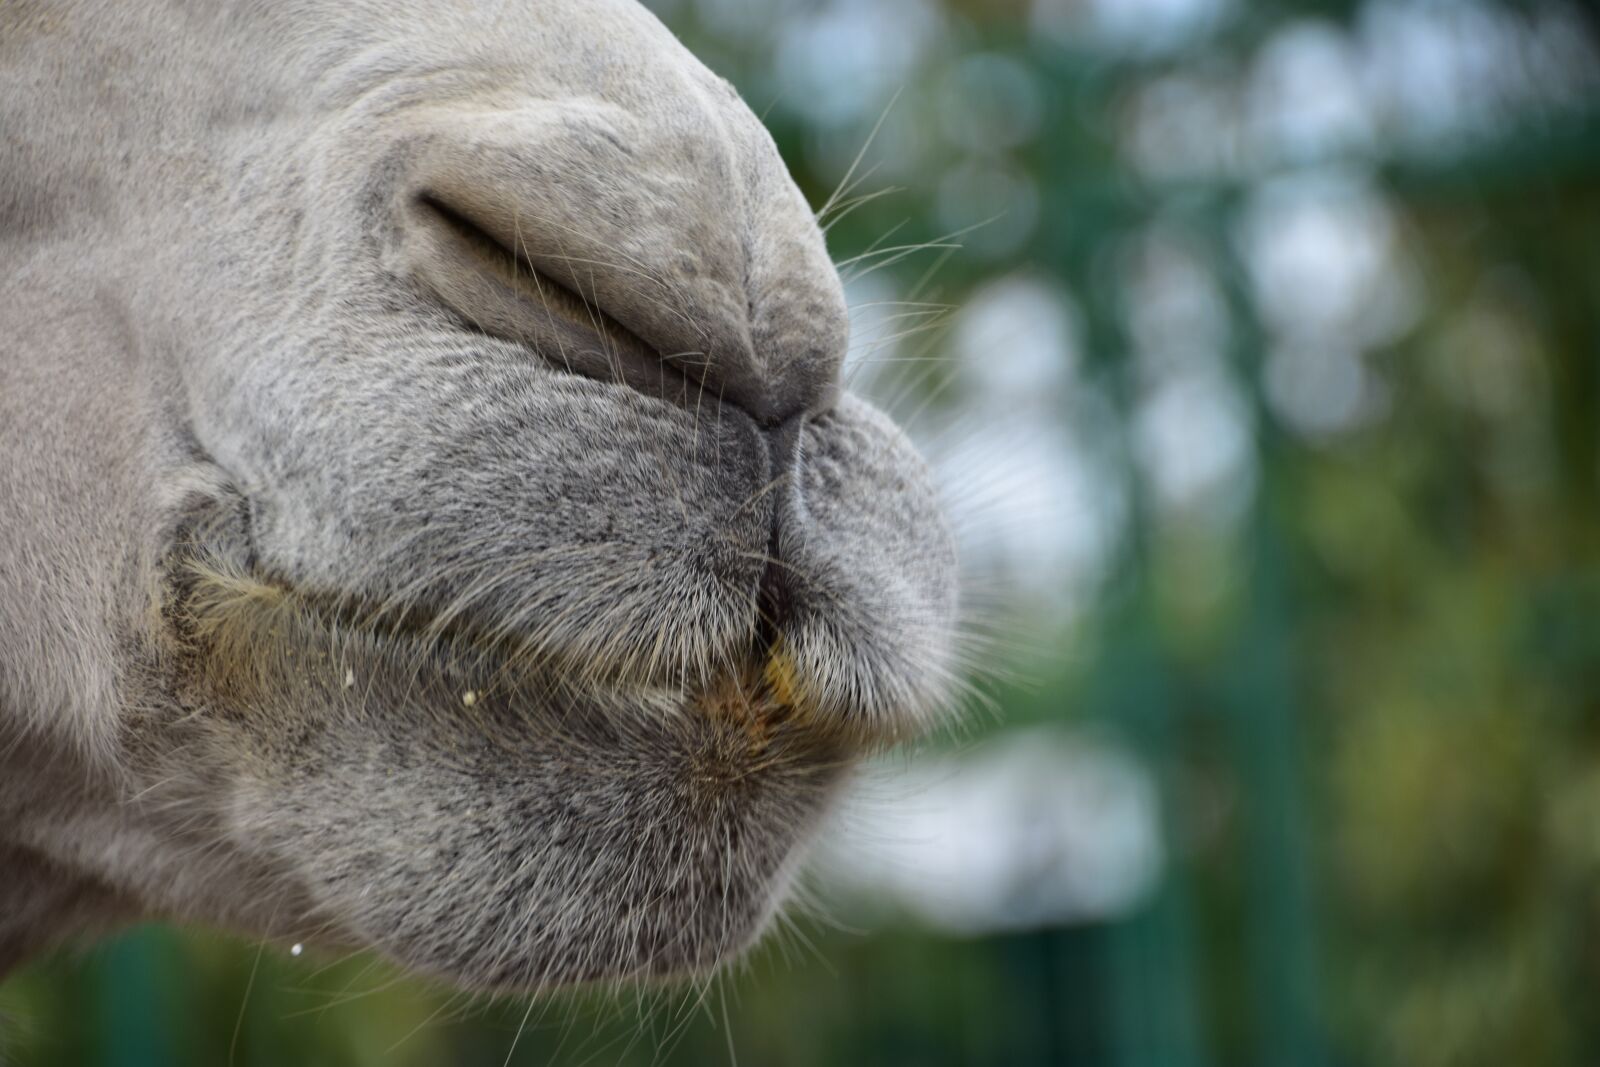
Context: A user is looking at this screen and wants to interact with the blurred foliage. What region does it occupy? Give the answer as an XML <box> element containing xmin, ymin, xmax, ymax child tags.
<box><xmin>6</xmin><ymin>0</ymin><xmax>1600</xmax><ymax>1064</ymax></box>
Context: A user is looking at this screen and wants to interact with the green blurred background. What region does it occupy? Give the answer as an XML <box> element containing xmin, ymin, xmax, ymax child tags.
<box><xmin>6</xmin><ymin>0</ymin><xmax>1600</xmax><ymax>1063</ymax></box>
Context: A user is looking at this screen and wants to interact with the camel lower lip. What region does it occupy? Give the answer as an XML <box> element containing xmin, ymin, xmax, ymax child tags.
<box><xmin>166</xmin><ymin>551</ymin><xmax>856</xmax><ymax>989</ymax></box>
<box><xmin>222</xmin><ymin>680</ymin><xmax>851</xmax><ymax>989</ymax></box>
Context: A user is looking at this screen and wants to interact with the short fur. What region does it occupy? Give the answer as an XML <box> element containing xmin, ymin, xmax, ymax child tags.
<box><xmin>0</xmin><ymin>0</ymin><xmax>957</xmax><ymax>989</ymax></box>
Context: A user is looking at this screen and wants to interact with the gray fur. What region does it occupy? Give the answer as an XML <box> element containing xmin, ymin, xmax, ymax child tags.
<box><xmin>0</xmin><ymin>0</ymin><xmax>957</xmax><ymax>989</ymax></box>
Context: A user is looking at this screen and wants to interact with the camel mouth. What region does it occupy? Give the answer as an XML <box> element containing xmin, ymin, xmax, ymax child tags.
<box><xmin>171</xmin><ymin>554</ymin><xmax>852</xmax><ymax>756</ymax></box>
<box><xmin>143</xmin><ymin>379</ymin><xmax>949</xmax><ymax>986</ymax></box>
<box><xmin>161</xmin><ymin>554</ymin><xmax>853</xmax><ymax>987</ymax></box>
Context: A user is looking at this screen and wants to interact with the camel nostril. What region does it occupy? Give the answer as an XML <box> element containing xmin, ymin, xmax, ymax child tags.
<box><xmin>397</xmin><ymin>109</ymin><xmax>848</xmax><ymax>426</ymax></box>
<box><xmin>402</xmin><ymin>189</ymin><xmax>840</xmax><ymax>424</ymax></box>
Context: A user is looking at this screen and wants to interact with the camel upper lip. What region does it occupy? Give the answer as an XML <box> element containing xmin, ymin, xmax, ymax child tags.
<box><xmin>164</xmin><ymin>449</ymin><xmax>924</xmax><ymax>755</ymax></box>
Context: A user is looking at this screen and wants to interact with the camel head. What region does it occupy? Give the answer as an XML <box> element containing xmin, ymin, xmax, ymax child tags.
<box><xmin>0</xmin><ymin>0</ymin><xmax>957</xmax><ymax>989</ymax></box>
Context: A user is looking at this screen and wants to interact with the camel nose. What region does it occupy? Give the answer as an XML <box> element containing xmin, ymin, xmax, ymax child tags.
<box><xmin>390</xmin><ymin>99</ymin><xmax>848</xmax><ymax>426</ymax></box>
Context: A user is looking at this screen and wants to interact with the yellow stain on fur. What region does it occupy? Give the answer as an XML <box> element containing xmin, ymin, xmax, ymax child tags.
<box><xmin>180</xmin><ymin>559</ymin><xmax>320</xmax><ymax>698</ymax></box>
<box><xmin>763</xmin><ymin>645</ymin><xmax>803</xmax><ymax>712</ymax></box>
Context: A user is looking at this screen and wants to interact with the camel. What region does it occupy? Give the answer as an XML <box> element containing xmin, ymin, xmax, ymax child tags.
<box><xmin>0</xmin><ymin>0</ymin><xmax>957</xmax><ymax>990</ymax></box>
